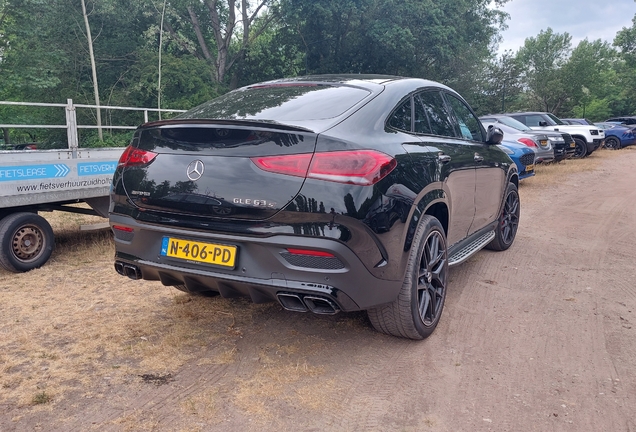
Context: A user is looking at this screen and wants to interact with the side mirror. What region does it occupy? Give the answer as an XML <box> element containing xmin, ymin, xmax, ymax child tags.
<box><xmin>539</xmin><ymin>121</ymin><xmax>548</xmax><ymax>126</ymax></box>
<box><xmin>486</xmin><ymin>125</ymin><xmax>504</xmax><ymax>144</ymax></box>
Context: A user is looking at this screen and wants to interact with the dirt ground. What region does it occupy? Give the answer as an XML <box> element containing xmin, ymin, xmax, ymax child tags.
<box><xmin>1</xmin><ymin>147</ymin><xmax>635</xmax><ymax>432</ymax></box>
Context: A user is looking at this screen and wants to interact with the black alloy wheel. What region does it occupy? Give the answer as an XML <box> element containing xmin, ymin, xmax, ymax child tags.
<box><xmin>368</xmin><ymin>215</ymin><xmax>448</xmax><ymax>340</ymax></box>
<box><xmin>572</xmin><ymin>138</ymin><xmax>587</xmax><ymax>158</ymax></box>
<box><xmin>605</xmin><ymin>137</ymin><xmax>621</xmax><ymax>150</ymax></box>
<box><xmin>416</xmin><ymin>229</ymin><xmax>447</xmax><ymax>327</ymax></box>
<box><xmin>487</xmin><ymin>182</ymin><xmax>520</xmax><ymax>251</ymax></box>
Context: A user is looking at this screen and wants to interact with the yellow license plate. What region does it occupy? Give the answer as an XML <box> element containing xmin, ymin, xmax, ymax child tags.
<box><xmin>161</xmin><ymin>237</ymin><xmax>237</xmax><ymax>267</ymax></box>
<box><xmin>539</xmin><ymin>140</ymin><xmax>548</xmax><ymax>146</ymax></box>
<box><xmin>570</xmin><ymin>142</ymin><xmax>576</xmax><ymax>148</ymax></box>
<box><xmin>526</xmin><ymin>164</ymin><xmax>534</xmax><ymax>172</ymax></box>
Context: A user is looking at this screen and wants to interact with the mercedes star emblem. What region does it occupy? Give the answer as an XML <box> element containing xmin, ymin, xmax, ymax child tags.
<box><xmin>186</xmin><ymin>160</ymin><xmax>205</xmax><ymax>181</ymax></box>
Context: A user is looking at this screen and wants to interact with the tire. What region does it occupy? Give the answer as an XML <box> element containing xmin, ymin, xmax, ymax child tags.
<box><xmin>605</xmin><ymin>137</ymin><xmax>621</xmax><ymax>150</ymax></box>
<box><xmin>367</xmin><ymin>215</ymin><xmax>448</xmax><ymax>340</ymax></box>
<box><xmin>486</xmin><ymin>182</ymin><xmax>520</xmax><ymax>251</ymax></box>
<box><xmin>572</xmin><ymin>138</ymin><xmax>587</xmax><ymax>158</ymax></box>
<box><xmin>0</xmin><ymin>212</ymin><xmax>55</xmax><ymax>272</ymax></box>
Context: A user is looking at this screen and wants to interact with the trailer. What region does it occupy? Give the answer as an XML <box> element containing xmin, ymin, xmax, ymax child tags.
<box><xmin>0</xmin><ymin>100</ymin><xmax>185</xmax><ymax>272</ymax></box>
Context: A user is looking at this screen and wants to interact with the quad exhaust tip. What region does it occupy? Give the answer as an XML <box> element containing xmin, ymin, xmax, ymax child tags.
<box><xmin>277</xmin><ymin>293</ymin><xmax>308</xmax><ymax>312</ymax></box>
<box><xmin>303</xmin><ymin>296</ymin><xmax>339</xmax><ymax>315</ymax></box>
<box><xmin>276</xmin><ymin>293</ymin><xmax>339</xmax><ymax>315</ymax></box>
<box><xmin>114</xmin><ymin>261</ymin><xmax>142</xmax><ymax>280</ymax></box>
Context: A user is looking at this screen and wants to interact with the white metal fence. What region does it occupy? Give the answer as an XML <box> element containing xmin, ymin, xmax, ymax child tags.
<box><xmin>0</xmin><ymin>99</ymin><xmax>186</xmax><ymax>150</ymax></box>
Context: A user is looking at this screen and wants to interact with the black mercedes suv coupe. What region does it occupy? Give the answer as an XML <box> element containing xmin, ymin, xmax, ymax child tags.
<box><xmin>109</xmin><ymin>75</ymin><xmax>519</xmax><ymax>339</ymax></box>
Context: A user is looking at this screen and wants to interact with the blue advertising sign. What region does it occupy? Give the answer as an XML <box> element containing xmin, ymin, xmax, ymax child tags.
<box><xmin>77</xmin><ymin>161</ymin><xmax>118</xmax><ymax>176</ymax></box>
<box><xmin>0</xmin><ymin>164</ymin><xmax>70</xmax><ymax>182</ymax></box>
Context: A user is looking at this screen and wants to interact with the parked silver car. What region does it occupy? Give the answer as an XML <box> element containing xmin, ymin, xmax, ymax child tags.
<box><xmin>480</xmin><ymin>114</ymin><xmax>575</xmax><ymax>161</ymax></box>
<box><xmin>479</xmin><ymin>116</ymin><xmax>551</xmax><ymax>162</ymax></box>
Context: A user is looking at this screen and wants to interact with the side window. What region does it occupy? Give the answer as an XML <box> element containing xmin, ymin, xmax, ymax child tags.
<box><xmin>416</xmin><ymin>91</ymin><xmax>456</xmax><ymax>137</ymax></box>
<box><xmin>444</xmin><ymin>93</ymin><xmax>484</xmax><ymax>141</ymax></box>
<box><xmin>388</xmin><ymin>98</ymin><xmax>412</xmax><ymax>132</ymax></box>
<box><xmin>414</xmin><ymin>95</ymin><xmax>431</xmax><ymax>134</ymax></box>
<box><xmin>522</xmin><ymin>115</ymin><xmax>545</xmax><ymax>127</ymax></box>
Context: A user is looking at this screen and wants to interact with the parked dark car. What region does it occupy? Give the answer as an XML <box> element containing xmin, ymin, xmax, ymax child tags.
<box><xmin>480</xmin><ymin>114</ymin><xmax>574</xmax><ymax>161</ymax></box>
<box><xmin>595</xmin><ymin>122</ymin><xmax>636</xmax><ymax>149</ymax></box>
<box><xmin>605</xmin><ymin>116</ymin><xmax>636</xmax><ymax>125</ymax></box>
<box><xmin>109</xmin><ymin>75</ymin><xmax>519</xmax><ymax>340</ymax></box>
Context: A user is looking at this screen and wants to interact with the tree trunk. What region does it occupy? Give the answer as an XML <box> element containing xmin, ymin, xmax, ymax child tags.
<box><xmin>81</xmin><ymin>0</ymin><xmax>102</xmax><ymax>141</ymax></box>
<box><xmin>2</xmin><ymin>128</ymin><xmax>9</xmax><ymax>145</ymax></box>
<box><xmin>158</xmin><ymin>0</ymin><xmax>167</xmax><ymax>120</ymax></box>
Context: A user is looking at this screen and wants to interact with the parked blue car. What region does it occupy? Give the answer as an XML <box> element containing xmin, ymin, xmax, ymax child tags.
<box><xmin>595</xmin><ymin>122</ymin><xmax>636</xmax><ymax>149</ymax></box>
<box><xmin>498</xmin><ymin>140</ymin><xmax>536</xmax><ymax>180</ymax></box>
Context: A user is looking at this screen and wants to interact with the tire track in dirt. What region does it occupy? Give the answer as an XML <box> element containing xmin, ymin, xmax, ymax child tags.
<box><xmin>61</xmin><ymin>362</ymin><xmax>234</xmax><ymax>432</ymax></box>
<box><xmin>430</xmin><ymin>152</ymin><xmax>636</xmax><ymax>431</ymax></box>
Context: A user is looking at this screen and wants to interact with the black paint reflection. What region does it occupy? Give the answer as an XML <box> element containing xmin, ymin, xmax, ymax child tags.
<box><xmin>141</xmin><ymin>128</ymin><xmax>304</xmax><ymax>152</ymax></box>
<box><xmin>177</xmin><ymin>85</ymin><xmax>370</xmax><ymax>122</ymax></box>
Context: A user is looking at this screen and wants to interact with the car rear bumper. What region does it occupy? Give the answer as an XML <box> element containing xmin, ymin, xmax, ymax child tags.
<box><xmin>535</xmin><ymin>147</ymin><xmax>554</xmax><ymax>163</ymax></box>
<box><xmin>110</xmin><ymin>214</ymin><xmax>403</xmax><ymax>311</ymax></box>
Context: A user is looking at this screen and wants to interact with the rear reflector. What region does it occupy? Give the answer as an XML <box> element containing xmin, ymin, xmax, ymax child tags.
<box><xmin>117</xmin><ymin>145</ymin><xmax>157</xmax><ymax>167</ymax></box>
<box><xmin>251</xmin><ymin>150</ymin><xmax>396</xmax><ymax>186</ymax></box>
<box><xmin>112</xmin><ymin>225</ymin><xmax>134</xmax><ymax>232</ymax></box>
<box><xmin>286</xmin><ymin>248</ymin><xmax>335</xmax><ymax>257</ymax></box>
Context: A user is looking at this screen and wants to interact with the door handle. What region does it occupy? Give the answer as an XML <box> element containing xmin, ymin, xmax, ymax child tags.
<box><xmin>438</xmin><ymin>153</ymin><xmax>451</xmax><ymax>164</ymax></box>
<box><xmin>474</xmin><ymin>153</ymin><xmax>484</xmax><ymax>163</ymax></box>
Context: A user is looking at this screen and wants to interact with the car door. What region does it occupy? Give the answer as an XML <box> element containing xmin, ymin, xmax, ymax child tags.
<box><xmin>408</xmin><ymin>90</ymin><xmax>477</xmax><ymax>247</ymax></box>
<box><xmin>443</xmin><ymin>92</ymin><xmax>505</xmax><ymax>236</ymax></box>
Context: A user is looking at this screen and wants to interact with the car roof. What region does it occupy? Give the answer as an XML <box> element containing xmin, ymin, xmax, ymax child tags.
<box><xmin>162</xmin><ymin>74</ymin><xmax>460</xmax><ymax>133</ymax></box>
<box><xmin>479</xmin><ymin>114</ymin><xmax>514</xmax><ymax>118</ymax></box>
<box><xmin>246</xmin><ymin>74</ymin><xmax>454</xmax><ymax>93</ymax></box>
<box><xmin>502</xmin><ymin>112</ymin><xmax>550</xmax><ymax>116</ymax></box>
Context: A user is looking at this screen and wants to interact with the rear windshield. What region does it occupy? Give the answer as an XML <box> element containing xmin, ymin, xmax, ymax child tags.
<box><xmin>178</xmin><ymin>84</ymin><xmax>371</xmax><ymax>121</ymax></box>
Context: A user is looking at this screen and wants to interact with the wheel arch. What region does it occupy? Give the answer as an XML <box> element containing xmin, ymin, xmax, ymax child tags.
<box><xmin>403</xmin><ymin>189</ymin><xmax>449</xmax><ymax>254</ymax></box>
<box><xmin>570</xmin><ymin>134</ymin><xmax>588</xmax><ymax>143</ymax></box>
<box><xmin>423</xmin><ymin>202</ymin><xmax>449</xmax><ymax>237</ymax></box>
<box><xmin>509</xmin><ymin>172</ymin><xmax>519</xmax><ymax>189</ymax></box>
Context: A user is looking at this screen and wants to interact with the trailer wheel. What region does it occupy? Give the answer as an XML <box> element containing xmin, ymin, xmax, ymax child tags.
<box><xmin>0</xmin><ymin>212</ymin><xmax>55</xmax><ymax>272</ymax></box>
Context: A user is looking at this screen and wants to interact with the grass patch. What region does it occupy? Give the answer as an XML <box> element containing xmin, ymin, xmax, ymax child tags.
<box><xmin>0</xmin><ymin>206</ymin><xmax>251</xmax><ymax>408</ymax></box>
<box><xmin>519</xmin><ymin>146</ymin><xmax>631</xmax><ymax>201</ymax></box>
<box><xmin>31</xmin><ymin>391</ymin><xmax>52</xmax><ymax>405</ymax></box>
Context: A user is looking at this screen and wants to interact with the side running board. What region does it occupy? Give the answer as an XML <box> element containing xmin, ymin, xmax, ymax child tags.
<box><xmin>448</xmin><ymin>231</ymin><xmax>495</xmax><ymax>266</ymax></box>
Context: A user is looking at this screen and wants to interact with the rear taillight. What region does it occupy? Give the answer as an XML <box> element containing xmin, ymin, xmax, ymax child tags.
<box><xmin>251</xmin><ymin>150</ymin><xmax>397</xmax><ymax>186</ymax></box>
<box><xmin>250</xmin><ymin>153</ymin><xmax>312</xmax><ymax>177</ymax></box>
<box><xmin>117</xmin><ymin>145</ymin><xmax>157</xmax><ymax>167</ymax></box>
<box><xmin>517</xmin><ymin>138</ymin><xmax>538</xmax><ymax>148</ymax></box>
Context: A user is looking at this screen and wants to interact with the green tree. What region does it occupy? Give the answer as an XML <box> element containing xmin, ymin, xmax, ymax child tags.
<box><xmin>161</xmin><ymin>0</ymin><xmax>280</xmax><ymax>88</ymax></box>
<box><xmin>277</xmin><ymin>0</ymin><xmax>508</xmax><ymax>89</ymax></box>
<box><xmin>515</xmin><ymin>28</ymin><xmax>572</xmax><ymax>113</ymax></box>
<box><xmin>561</xmin><ymin>39</ymin><xmax>616</xmax><ymax>119</ymax></box>
<box><xmin>613</xmin><ymin>14</ymin><xmax>636</xmax><ymax>115</ymax></box>
<box><xmin>470</xmin><ymin>50</ymin><xmax>523</xmax><ymax>115</ymax></box>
